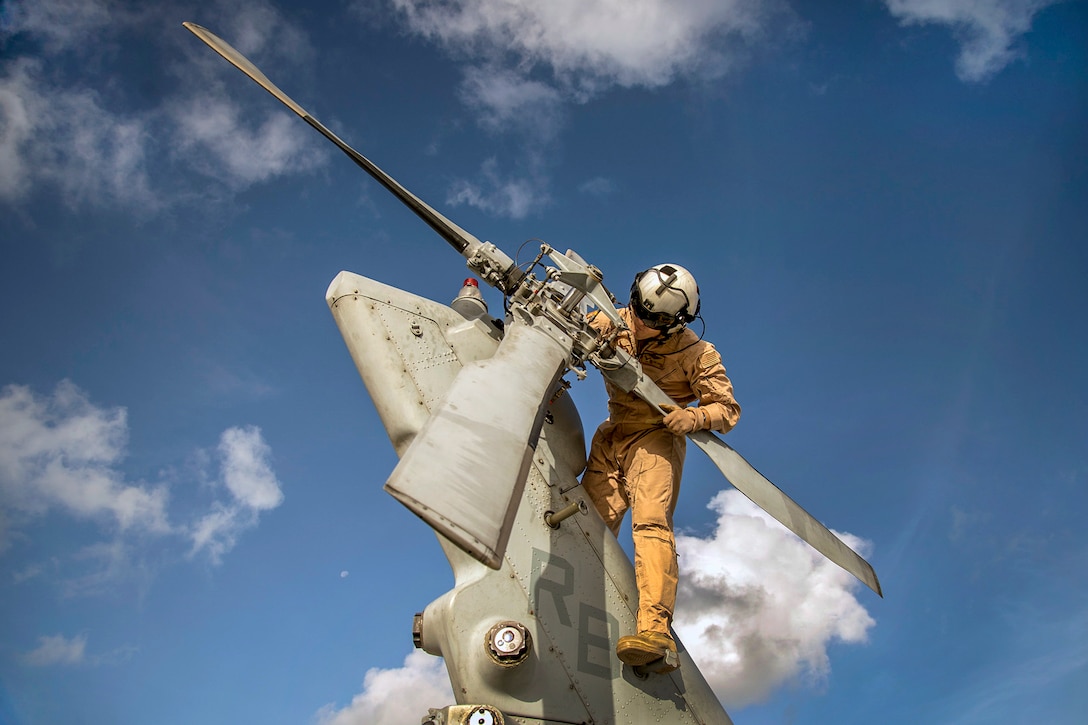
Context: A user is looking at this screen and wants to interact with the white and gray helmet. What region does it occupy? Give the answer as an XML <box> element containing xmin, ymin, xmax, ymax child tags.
<box><xmin>629</xmin><ymin>263</ymin><xmax>701</xmax><ymax>332</ymax></box>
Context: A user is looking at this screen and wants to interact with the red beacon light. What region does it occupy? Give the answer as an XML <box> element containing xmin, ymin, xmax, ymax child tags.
<box><xmin>452</xmin><ymin>277</ymin><xmax>487</xmax><ymax>320</ymax></box>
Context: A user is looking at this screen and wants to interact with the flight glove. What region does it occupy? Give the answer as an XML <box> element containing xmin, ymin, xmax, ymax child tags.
<box><xmin>661</xmin><ymin>404</ymin><xmax>704</xmax><ymax>436</ymax></box>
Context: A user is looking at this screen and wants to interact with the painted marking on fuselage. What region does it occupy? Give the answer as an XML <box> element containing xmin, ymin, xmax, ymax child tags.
<box><xmin>531</xmin><ymin>547</ymin><xmax>620</xmax><ymax>680</ymax></box>
<box><xmin>532</xmin><ymin>547</ymin><xmax>573</xmax><ymax>627</ymax></box>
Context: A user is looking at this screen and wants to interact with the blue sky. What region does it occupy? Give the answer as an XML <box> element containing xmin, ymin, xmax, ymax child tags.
<box><xmin>1</xmin><ymin>0</ymin><xmax>1085</xmax><ymax>723</ymax></box>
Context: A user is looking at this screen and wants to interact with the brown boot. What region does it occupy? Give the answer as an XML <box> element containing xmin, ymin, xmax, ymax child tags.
<box><xmin>616</xmin><ymin>631</ymin><xmax>678</xmax><ymax>671</ymax></box>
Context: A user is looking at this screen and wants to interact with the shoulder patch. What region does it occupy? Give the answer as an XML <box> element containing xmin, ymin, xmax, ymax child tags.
<box><xmin>699</xmin><ymin>348</ymin><xmax>722</xmax><ymax>370</ymax></box>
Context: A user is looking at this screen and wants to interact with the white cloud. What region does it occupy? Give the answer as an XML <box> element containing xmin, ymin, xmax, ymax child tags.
<box><xmin>313</xmin><ymin>651</ymin><xmax>454</xmax><ymax>725</ymax></box>
<box><xmin>0</xmin><ymin>0</ymin><xmax>327</xmax><ymax>210</ymax></box>
<box><xmin>3</xmin><ymin>0</ymin><xmax>113</xmax><ymax>53</ymax></box>
<box><xmin>0</xmin><ymin>380</ymin><xmax>283</xmax><ymax>575</ymax></box>
<box><xmin>169</xmin><ymin>97</ymin><xmax>325</xmax><ymax>188</ymax></box>
<box><xmin>446</xmin><ymin>156</ymin><xmax>551</xmax><ymax>219</ymax></box>
<box><xmin>0</xmin><ymin>381</ymin><xmax>170</xmax><ymax>538</ymax></box>
<box><xmin>189</xmin><ymin>503</ymin><xmax>243</xmax><ymax>564</ymax></box>
<box><xmin>21</xmin><ymin>633</ymin><xmax>87</xmax><ymax>667</ymax></box>
<box><xmin>219</xmin><ymin>426</ymin><xmax>283</xmax><ymax>510</ymax></box>
<box><xmin>883</xmin><ymin>0</ymin><xmax>1061</xmax><ymax>82</ymax></box>
<box><xmin>674</xmin><ymin>490</ymin><xmax>875</xmax><ymax>707</ymax></box>
<box><xmin>0</xmin><ymin>62</ymin><xmax>35</xmax><ymax>202</ymax></box>
<box><xmin>189</xmin><ymin>425</ymin><xmax>284</xmax><ymax>563</ymax></box>
<box><xmin>169</xmin><ymin>1</ymin><xmax>327</xmax><ymax>189</ymax></box>
<box><xmin>459</xmin><ymin>66</ymin><xmax>565</xmax><ymax>138</ymax></box>
<box><xmin>390</xmin><ymin>0</ymin><xmax>780</xmax><ymax>217</ymax></box>
<box><xmin>311</xmin><ymin>492</ymin><xmax>873</xmax><ymax>716</ymax></box>
<box><xmin>392</xmin><ymin>0</ymin><xmax>771</xmax><ymax>93</ymax></box>
<box><xmin>0</xmin><ymin>59</ymin><xmax>159</xmax><ymax>211</ymax></box>
<box><xmin>220</xmin><ymin>1</ymin><xmax>315</xmax><ymax>62</ymax></box>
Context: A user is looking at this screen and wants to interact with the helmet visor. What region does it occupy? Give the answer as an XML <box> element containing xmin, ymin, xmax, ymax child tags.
<box><xmin>632</xmin><ymin>298</ymin><xmax>677</xmax><ymax>330</ymax></box>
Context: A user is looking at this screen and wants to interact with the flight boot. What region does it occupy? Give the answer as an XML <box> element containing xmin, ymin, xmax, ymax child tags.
<box><xmin>616</xmin><ymin>631</ymin><xmax>679</xmax><ymax>672</ymax></box>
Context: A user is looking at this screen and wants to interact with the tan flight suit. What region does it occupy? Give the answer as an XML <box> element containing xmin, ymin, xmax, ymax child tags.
<box><xmin>582</xmin><ymin>307</ymin><xmax>741</xmax><ymax>636</ymax></box>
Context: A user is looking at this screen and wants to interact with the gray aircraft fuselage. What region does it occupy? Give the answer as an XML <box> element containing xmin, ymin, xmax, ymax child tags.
<box><xmin>327</xmin><ymin>271</ymin><xmax>734</xmax><ymax>725</ymax></box>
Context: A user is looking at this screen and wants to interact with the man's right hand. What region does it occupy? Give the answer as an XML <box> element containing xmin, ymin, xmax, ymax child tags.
<box><xmin>661</xmin><ymin>404</ymin><xmax>701</xmax><ymax>436</ymax></box>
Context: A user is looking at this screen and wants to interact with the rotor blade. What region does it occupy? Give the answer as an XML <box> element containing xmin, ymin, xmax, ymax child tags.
<box><xmin>385</xmin><ymin>320</ymin><xmax>573</xmax><ymax>569</ymax></box>
<box><xmin>596</xmin><ymin>348</ymin><xmax>883</xmax><ymax>597</ymax></box>
<box><xmin>687</xmin><ymin>432</ymin><xmax>883</xmax><ymax>597</ymax></box>
<box><xmin>182</xmin><ymin>22</ymin><xmax>483</xmax><ymax>259</ymax></box>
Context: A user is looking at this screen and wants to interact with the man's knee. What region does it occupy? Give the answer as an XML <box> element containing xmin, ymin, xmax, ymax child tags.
<box><xmin>631</xmin><ymin>519</ymin><xmax>675</xmax><ymax>546</ymax></box>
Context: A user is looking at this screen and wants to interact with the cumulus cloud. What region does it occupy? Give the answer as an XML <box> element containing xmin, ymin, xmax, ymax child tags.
<box><xmin>189</xmin><ymin>425</ymin><xmax>284</xmax><ymax>563</ymax></box>
<box><xmin>311</xmin><ymin>492</ymin><xmax>872</xmax><ymax>716</ymax></box>
<box><xmin>674</xmin><ymin>490</ymin><xmax>875</xmax><ymax>707</ymax></box>
<box><xmin>0</xmin><ymin>380</ymin><xmax>283</xmax><ymax>575</ymax></box>
<box><xmin>0</xmin><ymin>0</ymin><xmax>326</xmax><ymax>209</ymax></box>
<box><xmin>446</xmin><ymin>156</ymin><xmax>551</xmax><ymax>218</ymax></box>
<box><xmin>0</xmin><ymin>62</ymin><xmax>35</xmax><ymax>201</ymax></box>
<box><xmin>0</xmin><ymin>381</ymin><xmax>170</xmax><ymax>540</ymax></box>
<box><xmin>2</xmin><ymin>0</ymin><xmax>113</xmax><ymax>53</ymax></box>
<box><xmin>444</xmin><ymin>68</ymin><xmax>559</xmax><ymax>217</ymax></box>
<box><xmin>387</xmin><ymin>0</ymin><xmax>779</xmax><ymax>218</ymax></box>
<box><xmin>219</xmin><ymin>426</ymin><xmax>283</xmax><ymax>510</ymax></box>
<box><xmin>168</xmin><ymin>1</ymin><xmax>326</xmax><ymax>188</ymax></box>
<box><xmin>21</xmin><ymin>633</ymin><xmax>87</xmax><ymax>666</ymax></box>
<box><xmin>883</xmin><ymin>0</ymin><xmax>1061</xmax><ymax>82</ymax></box>
<box><xmin>459</xmin><ymin>66</ymin><xmax>565</xmax><ymax>138</ymax></box>
<box><xmin>0</xmin><ymin>59</ymin><xmax>158</xmax><ymax>211</ymax></box>
<box><xmin>218</xmin><ymin>1</ymin><xmax>315</xmax><ymax>61</ymax></box>
<box><xmin>169</xmin><ymin>97</ymin><xmax>325</xmax><ymax>189</ymax></box>
<box><xmin>391</xmin><ymin>0</ymin><xmax>770</xmax><ymax>93</ymax></box>
<box><xmin>313</xmin><ymin>651</ymin><xmax>454</xmax><ymax>725</ymax></box>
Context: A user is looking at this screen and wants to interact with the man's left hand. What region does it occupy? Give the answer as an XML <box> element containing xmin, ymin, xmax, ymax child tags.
<box><xmin>662</xmin><ymin>405</ymin><xmax>701</xmax><ymax>435</ymax></box>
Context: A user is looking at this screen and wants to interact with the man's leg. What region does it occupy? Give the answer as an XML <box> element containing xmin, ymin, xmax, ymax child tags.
<box><xmin>581</xmin><ymin>424</ymin><xmax>629</xmax><ymax>536</ymax></box>
<box><xmin>626</xmin><ymin>428</ymin><xmax>684</xmax><ymax>635</ymax></box>
<box><xmin>615</xmin><ymin>429</ymin><xmax>685</xmax><ymax>670</ymax></box>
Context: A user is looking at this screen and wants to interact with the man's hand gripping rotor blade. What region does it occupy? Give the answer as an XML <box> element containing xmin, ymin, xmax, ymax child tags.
<box><xmin>593</xmin><ymin>348</ymin><xmax>883</xmax><ymax>598</ymax></box>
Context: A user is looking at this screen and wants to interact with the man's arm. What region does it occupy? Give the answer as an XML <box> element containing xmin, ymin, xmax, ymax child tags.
<box><xmin>691</xmin><ymin>345</ymin><xmax>741</xmax><ymax>432</ymax></box>
<box><xmin>662</xmin><ymin>344</ymin><xmax>740</xmax><ymax>435</ymax></box>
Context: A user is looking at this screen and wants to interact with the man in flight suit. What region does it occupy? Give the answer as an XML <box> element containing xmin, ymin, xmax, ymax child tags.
<box><xmin>582</xmin><ymin>263</ymin><xmax>741</xmax><ymax>670</ymax></box>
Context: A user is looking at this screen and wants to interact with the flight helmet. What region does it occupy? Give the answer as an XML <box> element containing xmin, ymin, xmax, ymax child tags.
<box><xmin>629</xmin><ymin>263</ymin><xmax>701</xmax><ymax>333</ymax></box>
